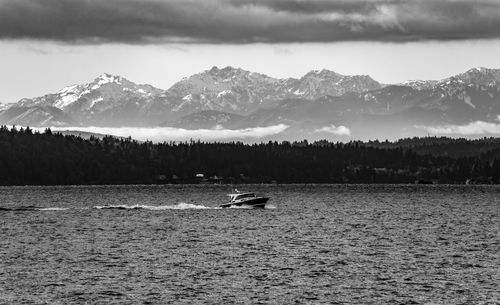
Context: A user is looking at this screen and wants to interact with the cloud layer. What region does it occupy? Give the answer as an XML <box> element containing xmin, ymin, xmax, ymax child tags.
<box><xmin>417</xmin><ymin>121</ymin><xmax>500</xmax><ymax>136</ymax></box>
<box><xmin>1</xmin><ymin>0</ymin><xmax>500</xmax><ymax>44</ymax></box>
<box><xmin>48</xmin><ymin>124</ymin><xmax>289</xmax><ymax>142</ymax></box>
<box><xmin>315</xmin><ymin>125</ymin><xmax>351</xmax><ymax>136</ymax></box>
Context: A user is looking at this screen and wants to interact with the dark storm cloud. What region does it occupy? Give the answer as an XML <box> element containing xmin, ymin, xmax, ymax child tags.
<box><xmin>1</xmin><ymin>0</ymin><xmax>500</xmax><ymax>44</ymax></box>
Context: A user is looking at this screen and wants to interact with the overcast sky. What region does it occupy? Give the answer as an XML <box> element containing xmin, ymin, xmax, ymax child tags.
<box><xmin>2</xmin><ymin>0</ymin><xmax>500</xmax><ymax>103</ymax></box>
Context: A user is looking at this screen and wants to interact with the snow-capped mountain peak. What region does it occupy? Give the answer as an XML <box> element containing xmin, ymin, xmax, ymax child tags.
<box><xmin>90</xmin><ymin>73</ymin><xmax>124</xmax><ymax>90</ymax></box>
<box><xmin>4</xmin><ymin>73</ymin><xmax>165</xmax><ymax>127</ymax></box>
<box><xmin>450</xmin><ymin>67</ymin><xmax>500</xmax><ymax>86</ymax></box>
<box><xmin>291</xmin><ymin>69</ymin><xmax>382</xmax><ymax>98</ymax></box>
<box><xmin>203</xmin><ymin>66</ymin><xmax>267</xmax><ymax>82</ymax></box>
<box><xmin>58</xmin><ymin>84</ymin><xmax>79</xmax><ymax>94</ymax></box>
<box><xmin>304</xmin><ymin>69</ymin><xmax>342</xmax><ymax>79</ymax></box>
<box><xmin>95</xmin><ymin>73</ymin><xmax>122</xmax><ymax>84</ymax></box>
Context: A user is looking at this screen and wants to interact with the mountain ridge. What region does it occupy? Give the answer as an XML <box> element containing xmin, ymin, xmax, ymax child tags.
<box><xmin>2</xmin><ymin>66</ymin><xmax>500</xmax><ymax>140</ymax></box>
<box><xmin>0</xmin><ymin>66</ymin><xmax>386</xmax><ymax>127</ymax></box>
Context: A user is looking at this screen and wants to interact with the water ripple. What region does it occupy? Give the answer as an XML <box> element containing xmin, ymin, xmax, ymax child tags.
<box><xmin>0</xmin><ymin>184</ymin><xmax>499</xmax><ymax>304</ymax></box>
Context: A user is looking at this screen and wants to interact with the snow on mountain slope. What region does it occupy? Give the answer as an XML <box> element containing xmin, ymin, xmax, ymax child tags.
<box><xmin>18</xmin><ymin>74</ymin><xmax>162</xmax><ymax>110</ymax></box>
<box><xmin>164</xmin><ymin>66</ymin><xmax>384</xmax><ymax>115</ymax></box>
<box><xmin>0</xmin><ymin>103</ymin><xmax>10</xmax><ymax>111</ymax></box>
<box><xmin>2</xmin><ymin>66</ymin><xmax>500</xmax><ymax>138</ymax></box>
<box><xmin>452</xmin><ymin>67</ymin><xmax>500</xmax><ymax>87</ymax></box>
<box><xmin>285</xmin><ymin>69</ymin><xmax>383</xmax><ymax>99</ymax></box>
<box><xmin>3</xmin><ymin>67</ymin><xmax>386</xmax><ymax>127</ymax></box>
<box><xmin>399</xmin><ymin>80</ymin><xmax>439</xmax><ymax>90</ymax></box>
<box><xmin>165</xmin><ymin>66</ymin><xmax>287</xmax><ymax>115</ymax></box>
<box><xmin>9</xmin><ymin>74</ymin><xmax>166</xmax><ymax>126</ymax></box>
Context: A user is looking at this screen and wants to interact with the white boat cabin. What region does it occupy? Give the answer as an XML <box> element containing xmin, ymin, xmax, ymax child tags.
<box><xmin>228</xmin><ymin>192</ymin><xmax>256</xmax><ymax>202</ymax></box>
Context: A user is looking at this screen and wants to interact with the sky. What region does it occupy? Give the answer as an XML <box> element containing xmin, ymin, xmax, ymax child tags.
<box><xmin>2</xmin><ymin>0</ymin><xmax>500</xmax><ymax>103</ymax></box>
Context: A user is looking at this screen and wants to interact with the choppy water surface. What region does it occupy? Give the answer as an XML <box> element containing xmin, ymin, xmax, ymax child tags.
<box><xmin>0</xmin><ymin>184</ymin><xmax>499</xmax><ymax>304</ymax></box>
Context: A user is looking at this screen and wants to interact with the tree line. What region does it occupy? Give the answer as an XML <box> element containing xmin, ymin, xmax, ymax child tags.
<box><xmin>1</xmin><ymin>125</ymin><xmax>500</xmax><ymax>185</ymax></box>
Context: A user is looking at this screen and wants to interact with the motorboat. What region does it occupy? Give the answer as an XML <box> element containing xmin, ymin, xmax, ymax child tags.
<box><xmin>220</xmin><ymin>191</ymin><xmax>270</xmax><ymax>208</ymax></box>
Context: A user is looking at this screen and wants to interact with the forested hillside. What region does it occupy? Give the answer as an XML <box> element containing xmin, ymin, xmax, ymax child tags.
<box><xmin>362</xmin><ymin>137</ymin><xmax>500</xmax><ymax>158</ymax></box>
<box><xmin>1</xmin><ymin>126</ymin><xmax>500</xmax><ymax>185</ymax></box>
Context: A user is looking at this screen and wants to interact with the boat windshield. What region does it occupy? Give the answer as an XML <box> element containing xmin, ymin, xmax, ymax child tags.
<box><xmin>234</xmin><ymin>193</ymin><xmax>255</xmax><ymax>200</ymax></box>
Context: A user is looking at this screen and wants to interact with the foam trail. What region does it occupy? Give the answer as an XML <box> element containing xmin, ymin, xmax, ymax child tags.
<box><xmin>94</xmin><ymin>203</ymin><xmax>220</xmax><ymax>210</ymax></box>
<box><xmin>38</xmin><ymin>207</ymin><xmax>70</xmax><ymax>211</ymax></box>
<box><xmin>228</xmin><ymin>204</ymin><xmax>275</xmax><ymax>209</ymax></box>
<box><xmin>228</xmin><ymin>205</ymin><xmax>256</xmax><ymax>209</ymax></box>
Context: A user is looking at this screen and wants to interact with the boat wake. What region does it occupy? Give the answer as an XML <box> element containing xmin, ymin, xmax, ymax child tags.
<box><xmin>2</xmin><ymin>202</ymin><xmax>272</xmax><ymax>212</ymax></box>
<box><xmin>38</xmin><ymin>207</ymin><xmax>70</xmax><ymax>211</ymax></box>
<box><xmin>94</xmin><ymin>203</ymin><xmax>219</xmax><ymax>210</ymax></box>
<box><xmin>228</xmin><ymin>204</ymin><xmax>258</xmax><ymax>209</ymax></box>
<box><xmin>228</xmin><ymin>204</ymin><xmax>276</xmax><ymax>209</ymax></box>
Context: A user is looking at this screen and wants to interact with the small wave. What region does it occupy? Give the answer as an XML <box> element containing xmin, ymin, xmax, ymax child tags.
<box><xmin>94</xmin><ymin>203</ymin><xmax>219</xmax><ymax>210</ymax></box>
<box><xmin>38</xmin><ymin>207</ymin><xmax>69</xmax><ymax>211</ymax></box>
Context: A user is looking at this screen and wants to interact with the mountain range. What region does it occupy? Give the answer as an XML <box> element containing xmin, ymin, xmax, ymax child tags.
<box><xmin>1</xmin><ymin>66</ymin><xmax>500</xmax><ymax>140</ymax></box>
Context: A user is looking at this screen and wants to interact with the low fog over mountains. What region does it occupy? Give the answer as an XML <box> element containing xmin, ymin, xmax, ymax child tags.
<box><xmin>2</xmin><ymin>66</ymin><xmax>500</xmax><ymax>141</ymax></box>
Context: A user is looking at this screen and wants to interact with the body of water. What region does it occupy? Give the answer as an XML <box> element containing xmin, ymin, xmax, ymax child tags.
<box><xmin>0</xmin><ymin>184</ymin><xmax>499</xmax><ymax>304</ymax></box>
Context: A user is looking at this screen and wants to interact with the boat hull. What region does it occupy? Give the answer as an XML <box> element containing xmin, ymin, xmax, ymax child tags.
<box><xmin>220</xmin><ymin>197</ymin><xmax>269</xmax><ymax>208</ymax></box>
